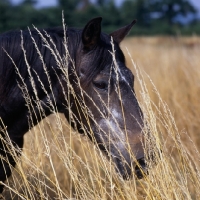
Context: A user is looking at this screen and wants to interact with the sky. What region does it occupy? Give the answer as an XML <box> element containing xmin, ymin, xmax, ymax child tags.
<box><xmin>12</xmin><ymin>0</ymin><xmax>57</xmax><ymax>7</ymax></box>
<box><xmin>11</xmin><ymin>0</ymin><xmax>200</xmax><ymax>10</ymax></box>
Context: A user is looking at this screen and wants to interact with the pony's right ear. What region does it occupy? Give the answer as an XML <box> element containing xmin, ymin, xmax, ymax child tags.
<box><xmin>82</xmin><ymin>17</ymin><xmax>102</xmax><ymax>50</ymax></box>
<box><xmin>110</xmin><ymin>19</ymin><xmax>137</xmax><ymax>43</ymax></box>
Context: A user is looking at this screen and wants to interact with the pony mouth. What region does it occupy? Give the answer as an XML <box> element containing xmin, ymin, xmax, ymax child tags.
<box><xmin>114</xmin><ymin>157</ymin><xmax>148</xmax><ymax>180</ymax></box>
<box><xmin>134</xmin><ymin>158</ymin><xmax>148</xmax><ymax>179</ymax></box>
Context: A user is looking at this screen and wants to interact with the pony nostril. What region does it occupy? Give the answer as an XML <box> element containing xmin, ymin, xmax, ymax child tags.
<box><xmin>135</xmin><ymin>158</ymin><xmax>147</xmax><ymax>179</ymax></box>
<box><xmin>138</xmin><ymin>158</ymin><xmax>145</xmax><ymax>167</ymax></box>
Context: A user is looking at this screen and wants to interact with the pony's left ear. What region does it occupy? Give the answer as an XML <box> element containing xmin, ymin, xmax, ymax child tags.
<box><xmin>109</xmin><ymin>20</ymin><xmax>137</xmax><ymax>43</ymax></box>
<box><xmin>82</xmin><ymin>17</ymin><xmax>102</xmax><ymax>50</ymax></box>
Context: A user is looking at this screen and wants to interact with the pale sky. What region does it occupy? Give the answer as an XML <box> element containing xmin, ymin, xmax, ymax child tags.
<box><xmin>11</xmin><ymin>0</ymin><xmax>200</xmax><ymax>10</ymax></box>
<box><xmin>11</xmin><ymin>0</ymin><xmax>57</xmax><ymax>7</ymax></box>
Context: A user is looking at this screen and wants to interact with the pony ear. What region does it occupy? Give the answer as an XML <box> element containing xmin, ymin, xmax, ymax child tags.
<box><xmin>109</xmin><ymin>20</ymin><xmax>137</xmax><ymax>43</ymax></box>
<box><xmin>82</xmin><ymin>17</ymin><xmax>102</xmax><ymax>50</ymax></box>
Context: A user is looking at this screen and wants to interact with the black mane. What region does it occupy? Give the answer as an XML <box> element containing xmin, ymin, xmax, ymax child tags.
<box><xmin>0</xmin><ymin>28</ymin><xmax>78</xmax><ymax>103</ymax></box>
<box><xmin>0</xmin><ymin>27</ymin><xmax>117</xmax><ymax>105</ymax></box>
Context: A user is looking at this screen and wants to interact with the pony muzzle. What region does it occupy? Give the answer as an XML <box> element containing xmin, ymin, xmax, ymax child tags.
<box><xmin>113</xmin><ymin>153</ymin><xmax>148</xmax><ymax>180</ymax></box>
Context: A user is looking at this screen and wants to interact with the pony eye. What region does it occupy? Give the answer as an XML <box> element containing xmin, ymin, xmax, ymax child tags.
<box><xmin>93</xmin><ymin>81</ymin><xmax>108</xmax><ymax>90</ymax></box>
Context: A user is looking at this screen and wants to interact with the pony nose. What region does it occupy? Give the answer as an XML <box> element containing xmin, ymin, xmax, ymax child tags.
<box><xmin>114</xmin><ymin>156</ymin><xmax>148</xmax><ymax>180</ymax></box>
<box><xmin>135</xmin><ymin>157</ymin><xmax>147</xmax><ymax>179</ymax></box>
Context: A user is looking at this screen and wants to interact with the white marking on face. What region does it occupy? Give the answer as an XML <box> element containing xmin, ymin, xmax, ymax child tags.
<box><xmin>116</xmin><ymin>62</ymin><xmax>131</xmax><ymax>86</ymax></box>
<box><xmin>99</xmin><ymin>107</ymin><xmax>125</xmax><ymax>142</ymax></box>
<box><xmin>111</xmin><ymin>108</ymin><xmax>121</xmax><ymax>120</ymax></box>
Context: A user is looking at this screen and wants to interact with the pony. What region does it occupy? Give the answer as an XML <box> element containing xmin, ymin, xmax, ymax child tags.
<box><xmin>0</xmin><ymin>17</ymin><xmax>147</xmax><ymax>193</ymax></box>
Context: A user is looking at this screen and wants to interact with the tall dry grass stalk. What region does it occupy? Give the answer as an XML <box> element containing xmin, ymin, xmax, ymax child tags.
<box><xmin>1</xmin><ymin>25</ymin><xmax>200</xmax><ymax>199</ymax></box>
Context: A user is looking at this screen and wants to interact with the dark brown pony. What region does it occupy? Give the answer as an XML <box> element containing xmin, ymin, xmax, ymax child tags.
<box><xmin>0</xmin><ymin>17</ymin><xmax>146</xmax><ymax>193</ymax></box>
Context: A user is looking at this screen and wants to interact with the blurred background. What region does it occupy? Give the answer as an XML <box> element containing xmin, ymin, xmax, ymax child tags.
<box><xmin>1</xmin><ymin>0</ymin><xmax>200</xmax><ymax>35</ymax></box>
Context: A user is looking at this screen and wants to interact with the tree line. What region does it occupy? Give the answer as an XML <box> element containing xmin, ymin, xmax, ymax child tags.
<box><xmin>0</xmin><ymin>0</ymin><xmax>199</xmax><ymax>35</ymax></box>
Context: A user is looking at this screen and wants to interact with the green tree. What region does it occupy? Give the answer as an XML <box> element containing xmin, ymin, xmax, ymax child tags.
<box><xmin>121</xmin><ymin>0</ymin><xmax>151</xmax><ymax>26</ymax></box>
<box><xmin>20</xmin><ymin>0</ymin><xmax>37</xmax><ymax>6</ymax></box>
<box><xmin>58</xmin><ymin>0</ymin><xmax>80</xmax><ymax>10</ymax></box>
<box><xmin>96</xmin><ymin>0</ymin><xmax>109</xmax><ymax>6</ymax></box>
<box><xmin>149</xmin><ymin>0</ymin><xmax>197</xmax><ymax>25</ymax></box>
<box><xmin>95</xmin><ymin>0</ymin><xmax>122</xmax><ymax>33</ymax></box>
<box><xmin>57</xmin><ymin>0</ymin><xmax>81</xmax><ymax>26</ymax></box>
<box><xmin>0</xmin><ymin>0</ymin><xmax>13</xmax><ymax>32</ymax></box>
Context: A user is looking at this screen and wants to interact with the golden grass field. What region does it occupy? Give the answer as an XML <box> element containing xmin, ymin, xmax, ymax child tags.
<box><xmin>2</xmin><ymin>36</ymin><xmax>200</xmax><ymax>199</ymax></box>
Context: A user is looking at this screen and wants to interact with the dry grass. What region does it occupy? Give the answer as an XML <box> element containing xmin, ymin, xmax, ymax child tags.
<box><xmin>122</xmin><ymin>36</ymin><xmax>200</xmax><ymax>149</ymax></box>
<box><xmin>2</xmin><ymin>35</ymin><xmax>200</xmax><ymax>199</ymax></box>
